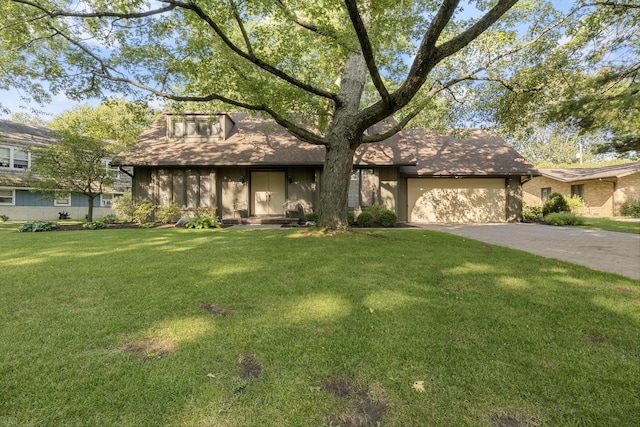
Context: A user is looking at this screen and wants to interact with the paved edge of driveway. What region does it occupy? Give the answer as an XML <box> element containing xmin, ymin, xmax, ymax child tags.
<box><xmin>414</xmin><ymin>223</ymin><xmax>640</xmax><ymax>281</ymax></box>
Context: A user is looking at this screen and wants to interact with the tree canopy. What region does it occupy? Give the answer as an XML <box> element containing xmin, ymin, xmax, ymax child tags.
<box><xmin>3</xmin><ymin>0</ymin><xmax>636</xmax><ymax>227</ymax></box>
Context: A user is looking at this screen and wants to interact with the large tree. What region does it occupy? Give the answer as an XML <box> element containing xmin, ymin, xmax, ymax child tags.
<box><xmin>28</xmin><ymin>131</ymin><xmax>117</xmax><ymax>221</ymax></box>
<box><xmin>3</xmin><ymin>0</ymin><xmax>612</xmax><ymax>229</ymax></box>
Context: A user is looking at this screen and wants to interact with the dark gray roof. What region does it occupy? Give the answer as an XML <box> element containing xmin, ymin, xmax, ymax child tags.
<box><xmin>0</xmin><ymin>119</ymin><xmax>58</xmax><ymax>147</ymax></box>
<box><xmin>538</xmin><ymin>162</ymin><xmax>640</xmax><ymax>182</ymax></box>
<box><xmin>116</xmin><ymin>113</ymin><xmax>538</xmax><ymax>177</ymax></box>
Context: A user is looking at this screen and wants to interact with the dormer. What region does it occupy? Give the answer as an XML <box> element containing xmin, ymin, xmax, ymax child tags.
<box><xmin>166</xmin><ymin>113</ymin><xmax>235</xmax><ymax>141</ymax></box>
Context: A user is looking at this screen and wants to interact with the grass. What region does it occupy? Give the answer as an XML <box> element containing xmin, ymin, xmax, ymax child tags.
<box><xmin>577</xmin><ymin>217</ymin><xmax>640</xmax><ymax>234</ymax></box>
<box><xmin>1</xmin><ymin>227</ymin><xmax>639</xmax><ymax>426</ymax></box>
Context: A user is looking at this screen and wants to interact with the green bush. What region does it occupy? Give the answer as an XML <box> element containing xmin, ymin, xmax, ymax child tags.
<box><xmin>18</xmin><ymin>221</ymin><xmax>59</xmax><ymax>232</ymax></box>
<box><xmin>567</xmin><ymin>194</ymin><xmax>585</xmax><ymax>214</ymax></box>
<box><xmin>156</xmin><ymin>201</ymin><xmax>181</xmax><ymax>224</ymax></box>
<box><xmin>363</xmin><ymin>205</ymin><xmax>387</xmax><ymax>223</ymax></box>
<box><xmin>356</xmin><ymin>211</ymin><xmax>374</xmax><ymax>227</ymax></box>
<box><xmin>0</xmin><ymin>214</ymin><xmax>8</xmax><ymax>222</ymax></box>
<box><xmin>542</xmin><ymin>193</ymin><xmax>570</xmax><ymax>216</ymax></box>
<box><xmin>83</xmin><ymin>220</ymin><xmax>107</xmax><ymax>230</ymax></box>
<box><xmin>185</xmin><ymin>215</ymin><xmax>220</xmax><ymax>229</ymax></box>
<box><xmin>621</xmin><ymin>198</ymin><xmax>640</xmax><ymax>218</ymax></box>
<box><xmin>378</xmin><ymin>209</ymin><xmax>398</xmax><ymax>227</ymax></box>
<box><xmin>347</xmin><ymin>211</ymin><xmax>356</xmax><ymax>226</ymax></box>
<box><xmin>305</xmin><ymin>212</ymin><xmax>318</xmax><ymax>222</ymax></box>
<box><xmin>522</xmin><ymin>205</ymin><xmax>543</xmax><ymax>221</ymax></box>
<box><xmin>133</xmin><ymin>202</ymin><xmax>155</xmax><ymax>224</ymax></box>
<box><xmin>100</xmin><ymin>214</ymin><xmax>119</xmax><ymax>224</ymax></box>
<box><xmin>111</xmin><ymin>192</ymin><xmax>135</xmax><ymax>222</ymax></box>
<box><xmin>544</xmin><ymin>212</ymin><xmax>584</xmax><ymax>226</ymax></box>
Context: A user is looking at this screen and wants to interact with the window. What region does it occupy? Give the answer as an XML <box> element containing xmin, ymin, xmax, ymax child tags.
<box><xmin>571</xmin><ymin>184</ymin><xmax>584</xmax><ymax>200</ymax></box>
<box><xmin>348</xmin><ymin>169</ymin><xmax>377</xmax><ymax>209</ymax></box>
<box><xmin>541</xmin><ymin>187</ymin><xmax>552</xmax><ymax>201</ymax></box>
<box><xmin>0</xmin><ymin>188</ymin><xmax>15</xmax><ymax>205</ymax></box>
<box><xmin>103</xmin><ymin>159</ymin><xmax>120</xmax><ymax>179</ymax></box>
<box><xmin>54</xmin><ymin>194</ymin><xmax>71</xmax><ymax>207</ymax></box>
<box><xmin>0</xmin><ymin>147</ymin><xmax>9</xmax><ymax>168</ymax></box>
<box><xmin>170</xmin><ymin>116</ymin><xmax>222</xmax><ymax>138</ymax></box>
<box><xmin>101</xmin><ymin>193</ymin><xmax>123</xmax><ymax>207</ymax></box>
<box><xmin>0</xmin><ymin>146</ymin><xmax>31</xmax><ymax>169</ymax></box>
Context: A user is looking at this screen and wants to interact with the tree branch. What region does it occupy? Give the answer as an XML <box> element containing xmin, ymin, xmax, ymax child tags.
<box><xmin>11</xmin><ymin>0</ymin><xmax>178</xmax><ymax>19</ymax></box>
<box><xmin>168</xmin><ymin>0</ymin><xmax>339</xmax><ymax>102</ymax></box>
<box><xmin>343</xmin><ymin>0</ymin><xmax>390</xmax><ymax>104</ymax></box>
<box><xmin>229</xmin><ymin>0</ymin><xmax>254</xmax><ymax>58</ymax></box>
<box><xmin>273</xmin><ymin>0</ymin><xmax>339</xmax><ymax>39</ymax></box>
<box><xmin>362</xmin><ymin>106</ymin><xmax>424</xmax><ymax>143</ymax></box>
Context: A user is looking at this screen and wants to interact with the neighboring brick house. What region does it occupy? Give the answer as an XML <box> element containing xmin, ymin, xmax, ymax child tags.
<box><xmin>114</xmin><ymin>112</ymin><xmax>539</xmax><ymax>223</ymax></box>
<box><xmin>523</xmin><ymin>162</ymin><xmax>640</xmax><ymax>216</ymax></box>
<box><xmin>0</xmin><ymin>119</ymin><xmax>131</xmax><ymax>220</ymax></box>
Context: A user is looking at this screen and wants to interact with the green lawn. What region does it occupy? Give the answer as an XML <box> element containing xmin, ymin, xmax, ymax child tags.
<box><xmin>577</xmin><ymin>217</ymin><xmax>640</xmax><ymax>234</ymax></box>
<box><xmin>1</xmin><ymin>227</ymin><xmax>638</xmax><ymax>426</ymax></box>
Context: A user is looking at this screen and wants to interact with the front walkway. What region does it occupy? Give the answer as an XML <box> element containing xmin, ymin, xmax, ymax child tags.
<box><xmin>418</xmin><ymin>223</ymin><xmax>640</xmax><ymax>280</ymax></box>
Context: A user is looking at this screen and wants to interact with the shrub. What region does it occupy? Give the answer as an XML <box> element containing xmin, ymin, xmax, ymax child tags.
<box><xmin>156</xmin><ymin>201</ymin><xmax>181</xmax><ymax>224</ymax></box>
<box><xmin>567</xmin><ymin>194</ymin><xmax>585</xmax><ymax>214</ymax></box>
<box><xmin>100</xmin><ymin>214</ymin><xmax>119</xmax><ymax>224</ymax></box>
<box><xmin>185</xmin><ymin>215</ymin><xmax>220</xmax><ymax>229</ymax></box>
<box><xmin>542</xmin><ymin>193</ymin><xmax>570</xmax><ymax>216</ymax></box>
<box><xmin>621</xmin><ymin>198</ymin><xmax>640</xmax><ymax>218</ymax></box>
<box><xmin>522</xmin><ymin>205</ymin><xmax>543</xmax><ymax>221</ymax></box>
<box><xmin>305</xmin><ymin>212</ymin><xmax>318</xmax><ymax>222</ymax></box>
<box><xmin>347</xmin><ymin>211</ymin><xmax>356</xmax><ymax>226</ymax></box>
<box><xmin>363</xmin><ymin>205</ymin><xmax>388</xmax><ymax>223</ymax></box>
<box><xmin>18</xmin><ymin>221</ymin><xmax>59</xmax><ymax>232</ymax></box>
<box><xmin>83</xmin><ymin>220</ymin><xmax>107</xmax><ymax>230</ymax></box>
<box><xmin>544</xmin><ymin>212</ymin><xmax>584</xmax><ymax>226</ymax></box>
<box><xmin>0</xmin><ymin>214</ymin><xmax>8</xmax><ymax>222</ymax></box>
<box><xmin>111</xmin><ymin>192</ymin><xmax>135</xmax><ymax>221</ymax></box>
<box><xmin>133</xmin><ymin>202</ymin><xmax>155</xmax><ymax>224</ymax></box>
<box><xmin>378</xmin><ymin>209</ymin><xmax>398</xmax><ymax>227</ymax></box>
<box><xmin>356</xmin><ymin>211</ymin><xmax>374</xmax><ymax>227</ymax></box>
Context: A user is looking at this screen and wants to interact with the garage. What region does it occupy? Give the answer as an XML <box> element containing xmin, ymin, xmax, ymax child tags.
<box><xmin>407</xmin><ymin>178</ymin><xmax>506</xmax><ymax>223</ymax></box>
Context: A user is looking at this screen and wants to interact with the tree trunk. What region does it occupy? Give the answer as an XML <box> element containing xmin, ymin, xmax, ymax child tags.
<box><xmin>316</xmin><ymin>51</ymin><xmax>368</xmax><ymax>230</ymax></box>
<box><xmin>86</xmin><ymin>194</ymin><xmax>94</xmax><ymax>222</ymax></box>
<box><xmin>317</xmin><ymin>140</ymin><xmax>357</xmax><ymax>230</ymax></box>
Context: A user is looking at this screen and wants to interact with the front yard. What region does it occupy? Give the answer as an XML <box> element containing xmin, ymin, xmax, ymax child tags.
<box><xmin>1</xmin><ymin>227</ymin><xmax>638</xmax><ymax>426</ymax></box>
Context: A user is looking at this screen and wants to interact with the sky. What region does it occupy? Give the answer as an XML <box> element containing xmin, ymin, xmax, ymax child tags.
<box><xmin>0</xmin><ymin>0</ymin><xmax>575</xmax><ymax>122</ymax></box>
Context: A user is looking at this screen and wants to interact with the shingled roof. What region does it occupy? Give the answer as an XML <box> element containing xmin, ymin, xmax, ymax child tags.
<box><xmin>0</xmin><ymin>119</ymin><xmax>58</xmax><ymax>147</ymax></box>
<box><xmin>115</xmin><ymin>113</ymin><xmax>538</xmax><ymax>177</ymax></box>
<box><xmin>538</xmin><ymin>162</ymin><xmax>640</xmax><ymax>182</ymax></box>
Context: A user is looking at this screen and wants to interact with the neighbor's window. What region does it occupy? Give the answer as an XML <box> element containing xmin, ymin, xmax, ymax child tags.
<box><xmin>541</xmin><ymin>187</ymin><xmax>552</xmax><ymax>201</ymax></box>
<box><xmin>0</xmin><ymin>147</ymin><xmax>10</xmax><ymax>168</ymax></box>
<box><xmin>0</xmin><ymin>188</ymin><xmax>14</xmax><ymax>205</ymax></box>
<box><xmin>54</xmin><ymin>194</ymin><xmax>71</xmax><ymax>207</ymax></box>
<box><xmin>103</xmin><ymin>159</ymin><xmax>120</xmax><ymax>179</ymax></box>
<box><xmin>571</xmin><ymin>184</ymin><xmax>584</xmax><ymax>200</ymax></box>
<box><xmin>101</xmin><ymin>193</ymin><xmax>123</xmax><ymax>207</ymax></box>
<box><xmin>13</xmin><ymin>149</ymin><xmax>29</xmax><ymax>169</ymax></box>
<box><xmin>348</xmin><ymin>169</ymin><xmax>376</xmax><ymax>209</ymax></box>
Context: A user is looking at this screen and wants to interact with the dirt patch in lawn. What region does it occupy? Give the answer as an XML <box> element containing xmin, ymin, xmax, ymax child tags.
<box><xmin>201</xmin><ymin>302</ymin><xmax>236</xmax><ymax>317</ymax></box>
<box><xmin>320</xmin><ymin>377</ymin><xmax>388</xmax><ymax>427</ymax></box>
<box><xmin>489</xmin><ymin>414</ymin><xmax>527</xmax><ymax>427</ymax></box>
<box><xmin>587</xmin><ymin>332</ymin><xmax>608</xmax><ymax>344</ymax></box>
<box><xmin>239</xmin><ymin>354</ymin><xmax>262</xmax><ymax>380</ymax></box>
<box><xmin>121</xmin><ymin>337</ymin><xmax>176</xmax><ymax>360</ymax></box>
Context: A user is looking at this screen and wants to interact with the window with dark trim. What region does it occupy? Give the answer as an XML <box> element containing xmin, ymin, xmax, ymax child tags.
<box><xmin>541</xmin><ymin>187</ymin><xmax>552</xmax><ymax>201</ymax></box>
<box><xmin>571</xmin><ymin>184</ymin><xmax>584</xmax><ymax>200</ymax></box>
<box><xmin>348</xmin><ymin>169</ymin><xmax>376</xmax><ymax>209</ymax></box>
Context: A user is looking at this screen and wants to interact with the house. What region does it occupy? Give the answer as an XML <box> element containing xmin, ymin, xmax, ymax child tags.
<box><xmin>0</xmin><ymin>119</ymin><xmax>131</xmax><ymax>220</ymax></box>
<box><xmin>523</xmin><ymin>162</ymin><xmax>640</xmax><ymax>216</ymax></box>
<box><xmin>114</xmin><ymin>112</ymin><xmax>539</xmax><ymax>224</ymax></box>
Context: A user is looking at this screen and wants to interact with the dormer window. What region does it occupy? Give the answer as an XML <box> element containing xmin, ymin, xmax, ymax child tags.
<box><xmin>169</xmin><ymin>115</ymin><xmax>223</xmax><ymax>139</ymax></box>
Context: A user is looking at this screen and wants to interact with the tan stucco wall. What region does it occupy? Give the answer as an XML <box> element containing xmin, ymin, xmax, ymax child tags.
<box><xmin>407</xmin><ymin>178</ymin><xmax>507</xmax><ymax>223</ymax></box>
<box><xmin>523</xmin><ymin>173</ymin><xmax>640</xmax><ymax>216</ymax></box>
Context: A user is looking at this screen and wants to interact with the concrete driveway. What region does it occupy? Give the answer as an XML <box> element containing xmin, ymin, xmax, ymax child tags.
<box><xmin>418</xmin><ymin>223</ymin><xmax>640</xmax><ymax>281</ymax></box>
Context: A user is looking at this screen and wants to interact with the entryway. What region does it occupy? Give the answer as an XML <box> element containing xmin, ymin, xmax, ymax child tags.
<box><xmin>251</xmin><ymin>171</ymin><xmax>286</xmax><ymax>216</ymax></box>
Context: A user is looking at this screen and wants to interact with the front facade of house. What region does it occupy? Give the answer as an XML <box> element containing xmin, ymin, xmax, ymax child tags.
<box><xmin>0</xmin><ymin>119</ymin><xmax>131</xmax><ymax>220</ymax></box>
<box><xmin>116</xmin><ymin>113</ymin><xmax>538</xmax><ymax>224</ymax></box>
<box><xmin>523</xmin><ymin>163</ymin><xmax>640</xmax><ymax>216</ymax></box>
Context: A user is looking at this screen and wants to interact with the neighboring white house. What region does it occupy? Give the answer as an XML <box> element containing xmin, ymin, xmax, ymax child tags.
<box><xmin>0</xmin><ymin>119</ymin><xmax>131</xmax><ymax>220</ymax></box>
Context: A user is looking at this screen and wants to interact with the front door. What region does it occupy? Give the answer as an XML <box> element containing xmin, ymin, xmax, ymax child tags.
<box><xmin>251</xmin><ymin>171</ymin><xmax>286</xmax><ymax>216</ymax></box>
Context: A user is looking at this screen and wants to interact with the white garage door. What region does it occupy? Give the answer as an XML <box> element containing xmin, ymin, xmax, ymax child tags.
<box><xmin>408</xmin><ymin>178</ymin><xmax>506</xmax><ymax>223</ymax></box>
